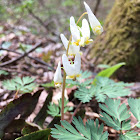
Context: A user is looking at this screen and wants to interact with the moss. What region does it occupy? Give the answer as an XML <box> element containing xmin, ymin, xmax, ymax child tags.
<box><xmin>90</xmin><ymin>0</ymin><xmax>140</xmax><ymax>68</ymax></box>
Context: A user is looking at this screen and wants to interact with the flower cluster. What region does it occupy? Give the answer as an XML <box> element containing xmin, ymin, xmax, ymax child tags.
<box><xmin>53</xmin><ymin>1</ymin><xmax>103</xmax><ymax>87</ymax></box>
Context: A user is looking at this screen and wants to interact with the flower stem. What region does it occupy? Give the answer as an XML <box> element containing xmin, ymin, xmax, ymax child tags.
<box><xmin>61</xmin><ymin>12</ymin><xmax>87</xmax><ymax>121</ymax></box>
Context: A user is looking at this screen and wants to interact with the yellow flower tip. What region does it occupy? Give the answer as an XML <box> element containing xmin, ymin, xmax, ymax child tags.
<box><xmin>93</xmin><ymin>25</ymin><xmax>102</xmax><ymax>35</ymax></box>
<box><xmin>68</xmin><ymin>53</ymin><xmax>75</xmax><ymax>56</ymax></box>
<box><xmin>68</xmin><ymin>51</ymin><xmax>82</xmax><ymax>56</ymax></box>
<box><xmin>66</xmin><ymin>74</ymin><xmax>81</xmax><ymax>80</ymax></box>
<box><xmin>76</xmin><ymin>74</ymin><xmax>81</xmax><ymax>77</ymax></box>
<box><xmin>85</xmin><ymin>39</ymin><xmax>93</xmax><ymax>45</ymax></box>
<box><xmin>79</xmin><ymin>51</ymin><xmax>83</xmax><ymax>56</ymax></box>
<box><xmin>73</xmin><ymin>39</ymin><xmax>81</xmax><ymax>46</ymax></box>
<box><xmin>66</xmin><ymin>75</ymin><xmax>75</xmax><ymax>79</ymax></box>
<box><xmin>54</xmin><ymin>82</ymin><xmax>62</xmax><ymax>87</ymax></box>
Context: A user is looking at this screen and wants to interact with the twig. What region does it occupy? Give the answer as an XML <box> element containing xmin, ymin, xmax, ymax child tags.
<box><xmin>0</xmin><ymin>48</ymin><xmax>55</xmax><ymax>71</ymax></box>
<box><xmin>0</xmin><ymin>67</ymin><xmax>30</xmax><ymax>75</ymax></box>
<box><xmin>69</xmin><ymin>102</ymin><xmax>82</xmax><ymax>124</ymax></box>
<box><xmin>26</xmin><ymin>7</ymin><xmax>48</xmax><ymax>32</ymax></box>
<box><xmin>18</xmin><ymin>0</ymin><xmax>47</xmax><ymax>32</ymax></box>
<box><xmin>0</xmin><ymin>42</ymin><xmax>42</xmax><ymax>67</ymax></box>
<box><xmin>94</xmin><ymin>0</ymin><xmax>101</xmax><ymax>16</ymax></box>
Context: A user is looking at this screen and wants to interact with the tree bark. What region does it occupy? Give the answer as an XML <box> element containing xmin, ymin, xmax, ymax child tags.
<box><xmin>89</xmin><ymin>0</ymin><xmax>140</xmax><ymax>81</ymax></box>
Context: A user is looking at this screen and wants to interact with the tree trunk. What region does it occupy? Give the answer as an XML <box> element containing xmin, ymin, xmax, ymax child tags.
<box><xmin>89</xmin><ymin>0</ymin><xmax>140</xmax><ymax>81</ymax></box>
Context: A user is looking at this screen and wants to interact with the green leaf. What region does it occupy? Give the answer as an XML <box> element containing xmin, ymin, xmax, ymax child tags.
<box><xmin>47</xmin><ymin>103</ymin><xmax>60</xmax><ymax>117</ymax></box>
<box><xmin>75</xmin><ymin>77</ymin><xmax>132</xmax><ymax>103</ymax></box>
<box><xmin>16</xmin><ymin>129</ymin><xmax>51</xmax><ymax>140</ymax></box>
<box><xmin>4</xmin><ymin>119</ymin><xmax>26</xmax><ymax>134</ymax></box>
<box><xmin>74</xmin><ymin>86</ymin><xmax>95</xmax><ymax>103</ymax></box>
<box><xmin>94</xmin><ymin>77</ymin><xmax>132</xmax><ymax>102</ymax></box>
<box><xmin>66</xmin><ymin>79</ymin><xmax>80</xmax><ymax>88</ymax></box>
<box><xmin>22</xmin><ymin>124</ymin><xmax>39</xmax><ymax>135</ymax></box>
<box><xmin>42</xmin><ymin>81</ymin><xmax>55</xmax><ymax>89</ymax></box>
<box><xmin>128</xmin><ymin>98</ymin><xmax>140</xmax><ymax>121</ymax></box>
<box><xmin>99</xmin><ymin>98</ymin><xmax>131</xmax><ymax>131</ymax></box>
<box><xmin>78</xmin><ymin>70</ymin><xmax>92</xmax><ymax>80</ymax></box>
<box><xmin>0</xmin><ymin>90</ymin><xmax>42</xmax><ymax>138</ymax></box>
<box><xmin>58</xmin><ymin>98</ymin><xmax>69</xmax><ymax>108</ymax></box>
<box><xmin>47</xmin><ymin>98</ymin><xmax>70</xmax><ymax>117</ymax></box>
<box><xmin>2</xmin><ymin>41</ymin><xmax>11</xmax><ymax>48</ymax></box>
<box><xmin>51</xmin><ymin>117</ymin><xmax>108</xmax><ymax>140</ymax></box>
<box><xmin>93</xmin><ymin>62</ymin><xmax>125</xmax><ymax>84</ymax></box>
<box><xmin>66</xmin><ymin>70</ymin><xmax>93</xmax><ymax>88</ymax></box>
<box><xmin>97</xmin><ymin>64</ymin><xmax>110</xmax><ymax>69</ymax></box>
<box><xmin>0</xmin><ymin>70</ymin><xmax>9</xmax><ymax>75</ymax></box>
<box><xmin>119</xmin><ymin>131</ymin><xmax>140</xmax><ymax>140</ymax></box>
<box><xmin>2</xmin><ymin>76</ymin><xmax>37</xmax><ymax>94</ymax></box>
<box><xmin>136</xmin><ymin>122</ymin><xmax>140</xmax><ymax>128</ymax></box>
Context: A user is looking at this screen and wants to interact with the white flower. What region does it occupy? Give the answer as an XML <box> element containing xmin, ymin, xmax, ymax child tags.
<box><xmin>62</xmin><ymin>53</ymin><xmax>81</xmax><ymax>79</ymax></box>
<box><xmin>79</xmin><ymin>19</ymin><xmax>93</xmax><ymax>47</ymax></box>
<box><xmin>70</xmin><ymin>16</ymin><xmax>81</xmax><ymax>46</ymax></box>
<box><xmin>60</xmin><ymin>34</ymin><xmax>80</xmax><ymax>56</ymax></box>
<box><xmin>53</xmin><ymin>61</ymin><xmax>63</xmax><ymax>87</ymax></box>
<box><xmin>84</xmin><ymin>1</ymin><xmax>103</xmax><ymax>35</ymax></box>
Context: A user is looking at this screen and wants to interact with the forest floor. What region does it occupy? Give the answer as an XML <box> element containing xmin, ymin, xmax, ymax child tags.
<box><xmin>0</xmin><ymin>23</ymin><xmax>140</xmax><ymax>140</ymax></box>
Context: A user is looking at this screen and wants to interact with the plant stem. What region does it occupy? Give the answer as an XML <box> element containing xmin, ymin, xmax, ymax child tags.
<box><xmin>14</xmin><ymin>90</ymin><xmax>19</xmax><ymax>99</ymax></box>
<box><xmin>61</xmin><ymin>12</ymin><xmax>87</xmax><ymax>121</ymax></box>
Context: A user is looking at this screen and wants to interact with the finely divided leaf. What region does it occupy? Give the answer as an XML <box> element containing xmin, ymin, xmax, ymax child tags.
<box><xmin>48</xmin><ymin>98</ymin><xmax>70</xmax><ymax>117</ymax></box>
<box><xmin>74</xmin><ymin>86</ymin><xmax>95</xmax><ymax>103</ymax></box>
<box><xmin>99</xmin><ymin>98</ymin><xmax>131</xmax><ymax>130</ymax></box>
<box><xmin>78</xmin><ymin>70</ymin><xmax>92</xmax><ymax>80</ymax></box>
<box><xmin>51</xmin><ymin>117</ymin><xmax>108</xmax><ymax>140</ymax></box>
<box><xmin>119</xmin><ymin>131</ymin><xmax>140</xmax><ymax>140</ymax></box>
<box><xmin>47</xmin><ymin>103</ymin><xmax>60</xmax><ymax>117</ymax></box>
<box><xmin>94</xmin><ymin>77</ymin><xmax>132</xmax><ymax>102</ymax></box>
<box><xmin>128</xmin><ymin>98</ymin><xmax>140</xmax><ymax>121</ymax></box>
<box><xmin>2</xmin><ymin>76</ymin><xmax>37</xmax><ymax>93</ymax></box>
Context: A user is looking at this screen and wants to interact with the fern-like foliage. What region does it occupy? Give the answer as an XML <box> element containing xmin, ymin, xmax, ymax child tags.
<box><xmin>128</xmin><ymin>98</ymin><xmax>140</xmax><ymax>128</ymax></box>
<box><xmin>2</xmin><ymin>76</ymin><xmax>37</xmax><ymax>93</ymax></box>
<box><xmin>48</xmin><ymin>103</ymin><xmax>60</xmax><ymax>117</ymax></box>
<box><xmin>99</xmin><ymin>98</ymin><xmax>140</xmax><ymax>139</ymax></box>
<box><xmin>47</xmin><ymin>98</ymin><xmax>71</xmax><ymax>117</ymax></box>
<box><xmin>94</xmin><ymin>77</ymin><xmax>132</xmax><ymax>102</ymax></box>
<box><xmin>99</xmin><ymin>98</ymin><xmax>131</xmax><ymax>131</ymax></box>
<box><xmin>119</xmin><ymin>131</ymin><xmax>140</xmax><ymax>140</ymax></box>
<box><xmin>0</xmin><ymin>70</ymin><xmax>9</xmax><ymax>75</ymax></box>
<box><xmin>74</xmin><ymin>77</ymin><xmax>132</xmax><ymax>103</ymax></box>
<box><xmin>51</xmin><ymin>117</ymin><xmax>108</xmax><ymax>140</ymax></box>
<box><xmin>74</xmin><ymin>86</ymin><xmax>95</xmax><ymax>103</ymax></box>
<box><xmin>77</xmin><ymin>70</ymin><xmax>92</xmax><ymax>80</ymax></box>
<box><xmin>66</xmin><ymin>70</ymin><xmax>93</xmax><ymax>88</ymax></box>
<box><xmin>128</xmin><ymin>98</ymin><xmax>140</xmax><ymax>121</ymax></box>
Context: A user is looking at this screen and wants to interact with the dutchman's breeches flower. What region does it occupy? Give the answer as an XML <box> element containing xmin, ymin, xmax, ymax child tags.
<box><xmin>70</xmin><ymin>16</ymin><xmax>81</xmax><ymax>46</ymax></box>
<box><xmin>53</xmin><ymin>61</ymin><xmax>63</xmax><ymax>87</ymax></box>
<box><xmin>62</xmin><ymin>53</ymin><xmax>81</xmax><ymax>79</ymax></box>
<box><xmin>79</xmin><ymin>18</ymin><xmax>93</xmax><ymax>47</ymax></box>
<box><xmin>60</xmin><ymin>34</ymin><xmax>80</xmax><ymax>56</ymax></box>
<box><xmin>84</xmin><ymin>1</ymin><xmax>103</xmax><ymax>35</ymax></box>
